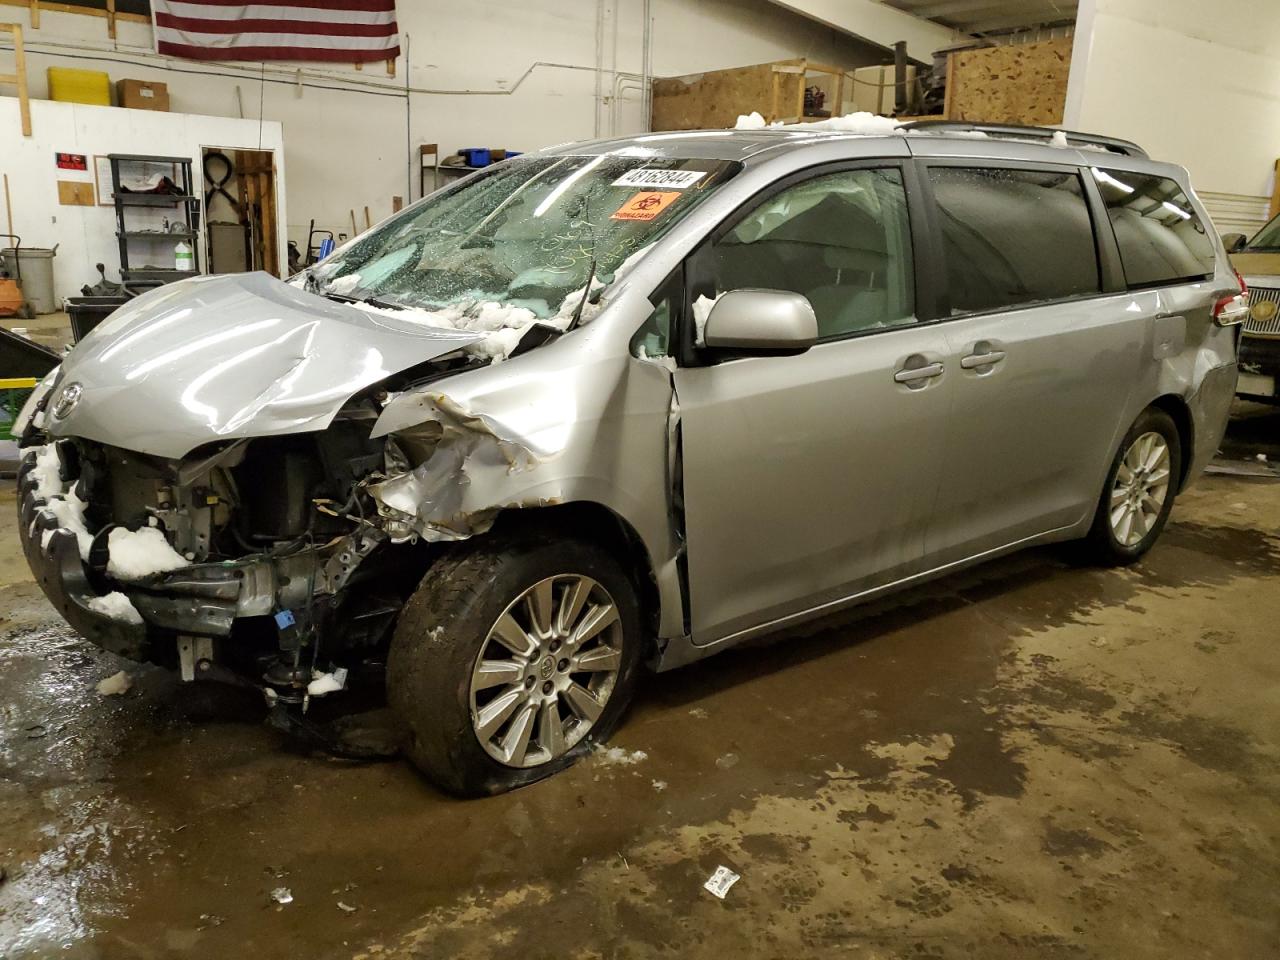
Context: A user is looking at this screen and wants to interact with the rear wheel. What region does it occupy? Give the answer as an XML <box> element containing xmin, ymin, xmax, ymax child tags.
<box><xmin>1082</xmin><ymin>407</ymin><xmax>1181</xmax><ymax>565</ymax></box>
<box><xmin>387</xmin><ymin>535</ymin><xmax>643</xmax><ymax>796</ymax></box>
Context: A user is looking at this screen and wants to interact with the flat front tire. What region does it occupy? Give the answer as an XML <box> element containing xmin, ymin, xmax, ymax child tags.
<box><xmin>387</xmin><ymin>535</ymin><xmax>643</xmax><ymax>796</ymax></box>
<box><xmin>1082</xmin><ymin>407</ymin><xmax>1181</xmax><ymax>565</ymax></box>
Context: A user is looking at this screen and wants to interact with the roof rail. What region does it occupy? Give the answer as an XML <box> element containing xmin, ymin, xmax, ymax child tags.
<box><xmin>898</xmin><ymin>120</ymin><xmax>1149</xmax><ymax>159</ymax></box>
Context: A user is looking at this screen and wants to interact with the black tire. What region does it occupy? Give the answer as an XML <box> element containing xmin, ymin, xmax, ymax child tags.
<box><xmin>387</xmin><ymin>535</ymin><xmax>644</xmax><ymax>796</ymax></box>
<box><xmin>1081</xmin><ymin>406</ymin><xmax>1182</xmax><ymax>566</ymax></box>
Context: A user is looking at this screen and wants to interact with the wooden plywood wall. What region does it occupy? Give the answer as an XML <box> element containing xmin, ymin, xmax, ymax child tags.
<box><xmin>651</xmin><ymin>62</ymin><xmax>803</xmax><ymax>131</ymax></box>
<box><xmin>948</xmin><ymin>36</ymin><xmax>1073</xmax><ymax>126</ymax></box>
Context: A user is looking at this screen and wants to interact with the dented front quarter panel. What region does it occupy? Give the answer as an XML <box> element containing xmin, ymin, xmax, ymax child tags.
<box><xmin>369</xmin><ymin>287</ymin><xmax>688</xmax><ymax>639</ymax></box>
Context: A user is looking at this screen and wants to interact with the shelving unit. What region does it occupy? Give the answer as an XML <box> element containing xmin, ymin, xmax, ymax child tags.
<box><xmin>418</xmin><ymin>142</ymin><xmax>503</xmax><ymax>197</ymax></box>
<box><xmin>109</xmin><ymin>154</ymin><xmax>202</xmax><ymax>286</ymax></box>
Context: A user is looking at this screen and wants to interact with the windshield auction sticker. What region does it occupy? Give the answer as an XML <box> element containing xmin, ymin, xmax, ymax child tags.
<box><xmin>612</xmin><ymin>191</ymin><xmax>682</xmax><ymax>221</ymax></box>
<box><xmin>612</xmin><ymin>168</ymin><xmax>707</xmax><ymax>189</ymax></box>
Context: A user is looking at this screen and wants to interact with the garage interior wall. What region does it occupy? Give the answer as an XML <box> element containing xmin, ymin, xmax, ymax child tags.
<box><xmin>1065</xmin><ymin>0</ymin><xmax>1280</xmax><ymax>233</ymax></box>
<box><xmin>0</xmin><ymin>97</ymin><xmax>285</xmax><ymax>302</ymax></box>
<box><xmin>0</xmin><ymin>0</ymin><xmax>894</xmax><ymax>256</ymax></box>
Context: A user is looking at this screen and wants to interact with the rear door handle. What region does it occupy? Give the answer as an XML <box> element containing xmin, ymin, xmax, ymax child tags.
<box><xmin>960</xmin><ymin>350</ymin><xmax>1006</xmax><ymax>369</ymax></box>
<box><xmin>894</xmin><ymin>361</ymin><xmax>944</xmax><ymax>384</ymax></box>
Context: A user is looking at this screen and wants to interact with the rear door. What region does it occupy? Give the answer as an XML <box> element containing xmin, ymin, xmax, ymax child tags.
<box><xmin>672</xmin><ymin>162</ymin><xmax>953</xmax><ymax>645</ymax></box>
<box><xmin>919</xmin><ymin>161</ymin><xmax>1149</xmax><ymax>563</ymax></box>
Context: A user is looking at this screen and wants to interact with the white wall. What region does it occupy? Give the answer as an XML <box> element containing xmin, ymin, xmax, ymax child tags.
<box><xmin>1066</xmin><ymin>0</ymin><xmax>1280</xmax><ymax>204</ymax></box>
<box><xmin>0</xmin><ymin>97</ymin><xmax>285</xmax><ymax>304</ymax></box>
<box><xmin>0</xmin><ymin>0</ymin><xmax>894</xmax><ymax>259</ymax></box>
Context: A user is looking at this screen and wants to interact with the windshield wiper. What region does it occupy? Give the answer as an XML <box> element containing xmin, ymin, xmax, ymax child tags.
<box><xmin>323</xmin><ymin>291</ymin><xmax>406</xmax><ymax>311</ymax></box>
<box><xmin>566</xmin><ymin>258</ymin><xmax>597</xmax><ymax>332</ymax></box>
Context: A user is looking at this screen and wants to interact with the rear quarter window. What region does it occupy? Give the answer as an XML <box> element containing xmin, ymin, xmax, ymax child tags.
<box><xmin>1092</xmin><ymin>169</ymin><xmax>1216</xmax><ymax>288</ymax></box>
<box><xmin>928</xmin><ymin>166</ymin><xmax>1101</xmax><ymax>315</ymax></box>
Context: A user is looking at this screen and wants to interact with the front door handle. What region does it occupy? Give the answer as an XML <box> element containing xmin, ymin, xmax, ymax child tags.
<box><xmin>894</xmin><ymin>361</ymin><xmax>944</xmax><ymax>384</ymax></box>
<box><xmin>960</xmin><ymin>349</ymin><xmax>1006</xmax><ymax>370</ymax></box>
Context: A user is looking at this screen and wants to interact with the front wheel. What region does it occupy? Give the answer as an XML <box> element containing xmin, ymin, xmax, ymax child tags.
<box><xmin>1081</xmin><ymin>407</ymin><xmax>1181</xmax><ymax>565</ymax></box>
<box><xmin>387</xmin><ymin>535</ymin><xmax>643</xmax><ymax>796</ymax></box>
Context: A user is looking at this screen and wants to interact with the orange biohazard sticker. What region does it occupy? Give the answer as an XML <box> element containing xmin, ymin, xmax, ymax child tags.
<box><xmin>611</xmin><ymin>191</ymin><xmax>682</xmax><ymax>221</ymax></box>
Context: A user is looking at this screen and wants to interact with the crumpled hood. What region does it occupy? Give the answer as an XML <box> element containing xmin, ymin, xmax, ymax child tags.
<box><xmin>46</xmin><ymin>272</ymin><xmax>483</xmax><ymax>458</ymax></box>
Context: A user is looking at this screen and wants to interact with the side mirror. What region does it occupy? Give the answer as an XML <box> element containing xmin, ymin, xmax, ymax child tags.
<box><xmin>1222</xmin><ymin>232</ymin><xmax>1248</xmax><ymax>254</ymax></box>
<box><xmin>702</xmin><ymin>289</ymin><xmax>818</xmax><ymax>353</ymax></box>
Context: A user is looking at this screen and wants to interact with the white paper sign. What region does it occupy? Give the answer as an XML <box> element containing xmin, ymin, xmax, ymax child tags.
<box><xmin>703</xmin><ymin>865</ymin><xmax>741</xmax><ymax>900</ymax></box>
<box><xmin>612</xmin><ymin>168</ymin><xmax>707</xmax><ymax>189</ymax></box>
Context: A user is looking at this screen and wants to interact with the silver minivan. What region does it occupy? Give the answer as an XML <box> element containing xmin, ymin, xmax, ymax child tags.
<box><xmin>16</xmin><ymin>121</ymin><xmax>1243</xmax><ymax>795</ymax></box>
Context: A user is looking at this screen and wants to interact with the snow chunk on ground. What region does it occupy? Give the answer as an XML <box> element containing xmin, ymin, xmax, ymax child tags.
<box><xmin>96</xmin><ymin>669</ymin><xmax>132</xmax><ymax>696</ymax></box>
<box><xmin>87</xmin><ymin>591</ymin><xmax>144</xmax><ymax>625</ymax></box>
<box><xmin>735</xmin><ymin>110</ymin><xmax>766</xmax><ymax>130</ymax></box>
<box><xmin>598</xmin><ymin>746</ymin><xmax>648</xmax><ymax>766</ymax></box>
<box><xmin>106</xmin><ymin>526</ymin><xmax>190</xmax><ymax>581</ymax></box>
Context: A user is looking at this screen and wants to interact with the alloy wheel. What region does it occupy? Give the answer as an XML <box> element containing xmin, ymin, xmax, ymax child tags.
<box><xmin>1109</xmin><ymin>431</ymin><xmax>1172</xmax><ymax>547</ymax></box>
<box><xmin>469</xmin><ymin>574</ymin><xmax>623</xmax><ymax>768</ymax></box>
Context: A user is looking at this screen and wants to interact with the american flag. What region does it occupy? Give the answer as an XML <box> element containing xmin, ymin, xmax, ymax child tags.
<box><xmin>152</xmin><ymin>1</ymin><xmax>401</xmax><ymax>63</ymax></box>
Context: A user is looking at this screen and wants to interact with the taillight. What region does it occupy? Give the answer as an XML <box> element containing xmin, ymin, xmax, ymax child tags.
<box><xmin>1213</xmin><ymin>270</ymin><xmax>1249</xmax><ymax>326</ymax></box>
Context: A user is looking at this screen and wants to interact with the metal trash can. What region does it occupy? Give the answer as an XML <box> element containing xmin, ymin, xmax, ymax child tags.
<box><xmin>1</xmin><ymin>246</ymin><xmax>58</xmax><ymax>314</ymax></box>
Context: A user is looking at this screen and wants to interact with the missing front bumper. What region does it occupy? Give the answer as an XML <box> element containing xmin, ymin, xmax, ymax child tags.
<box><xmin>17</xmin><ymin>486</ymin><xmax>151</xmax><ymax>660</ymax></box>
<box><xmin>16</xmin><ymin>445</ymin><xmax>341</xmax><ymax>662</ymax></box>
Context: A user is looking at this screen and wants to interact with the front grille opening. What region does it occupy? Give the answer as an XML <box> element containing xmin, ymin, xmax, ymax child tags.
<box><xmin>1245</xmin><ymin>285</ymin><xmax>1280</xmax><ymax>337</ymax></box>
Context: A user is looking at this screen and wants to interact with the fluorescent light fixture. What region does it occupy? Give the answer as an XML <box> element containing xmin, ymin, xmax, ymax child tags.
<box><xmin>1161</xmin><ymin>200</ymin><xmax>1191</xmax><ymax>220</ymax></box>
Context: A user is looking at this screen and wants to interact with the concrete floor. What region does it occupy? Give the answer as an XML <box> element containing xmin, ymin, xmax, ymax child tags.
<box><xmin>1</xmin><ymin>411</ymin><xmax>1278</xmax><ymax>959</ymax></box>
<box><xmin>2</xmin><ymin>309</ymin><xmax>73</xmax><ymax>353</ymax></box>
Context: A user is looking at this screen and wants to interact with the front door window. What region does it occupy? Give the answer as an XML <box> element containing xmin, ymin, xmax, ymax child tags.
<box><xmin>692</xmin><ymin>168</ymin><xmax>915</xmax><ymax>342</ymax></box>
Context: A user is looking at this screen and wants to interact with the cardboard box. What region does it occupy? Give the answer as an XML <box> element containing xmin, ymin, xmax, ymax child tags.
<box><xmin>116</xmin><ymin>79</ymin><xmax>170</xmax><ymax>112</ymax></box>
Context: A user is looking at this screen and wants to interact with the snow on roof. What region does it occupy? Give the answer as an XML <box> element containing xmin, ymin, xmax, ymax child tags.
<box><xmin>734</xmin><ymin>110</ymin><xmax>903</xmax><ymax>136</ymax></box>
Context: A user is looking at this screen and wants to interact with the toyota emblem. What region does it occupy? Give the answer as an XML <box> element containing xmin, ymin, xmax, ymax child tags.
<box><xmin>51</xmin><ymin>382</ymin><xmax>83</xmax><ymax>420</ymax></box>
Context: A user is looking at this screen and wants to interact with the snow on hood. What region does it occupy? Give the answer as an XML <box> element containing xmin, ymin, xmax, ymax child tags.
<box><xmin>45</xmin><ymin>272</ymin><xmax>484</xmax><ymax>459</ymax></box>
<box><xmin>318</xmin><ymin>242</ymin><xmax>654</xmax><ymax>365</ymax></box>
<box><xmin>347</xmin><ymin>280</ymin><xmax>603</xmax><ymax>366</ymax></box>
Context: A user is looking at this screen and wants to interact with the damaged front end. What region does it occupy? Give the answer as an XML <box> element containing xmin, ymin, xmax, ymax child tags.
<box><xmin>17</xmin><ymin>244</ymin><xmax>685</xmax><ymax>712</ymax></box>
<box><xmin>12</xmin><ymin>272</ymin><xmax>508</xmax><ymax>704</ymax></box>
<box><xmin>17</xmin><ymin>402</ymin><xmax>431</xmax><ymax>704</ymax></box>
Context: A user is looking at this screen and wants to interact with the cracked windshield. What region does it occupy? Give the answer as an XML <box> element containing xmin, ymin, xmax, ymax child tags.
<box><xmin>313</xmin><ymin>155</ymin><xmax>740</xmax><ymax>322</ymax></box>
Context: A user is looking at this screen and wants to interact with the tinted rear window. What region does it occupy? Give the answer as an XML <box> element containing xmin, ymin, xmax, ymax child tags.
<box><xmin>929</xmin><ymin>166</ymin><xmax>1101</xmax><ymax>315</ymax></box>
<box><xmin>1092</xmin><ymin>169</ymin><xmax>1215</xmax><ymax>288</ymax></box>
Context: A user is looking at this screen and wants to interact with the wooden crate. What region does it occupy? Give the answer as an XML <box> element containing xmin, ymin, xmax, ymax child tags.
<box><xmin>651</xmin><ymin>59</ymin><xmax>852</xmax><ymax>131</ymax></box>
<box><xmin>648</xmin><ymin>40</ymin><xmax>1074</xmax><ymax>133</ymax></box>
<box><xmin>945</xmin><ymin>37</ymin><xmax>1073</xmax><ymax>126</ymax></box>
